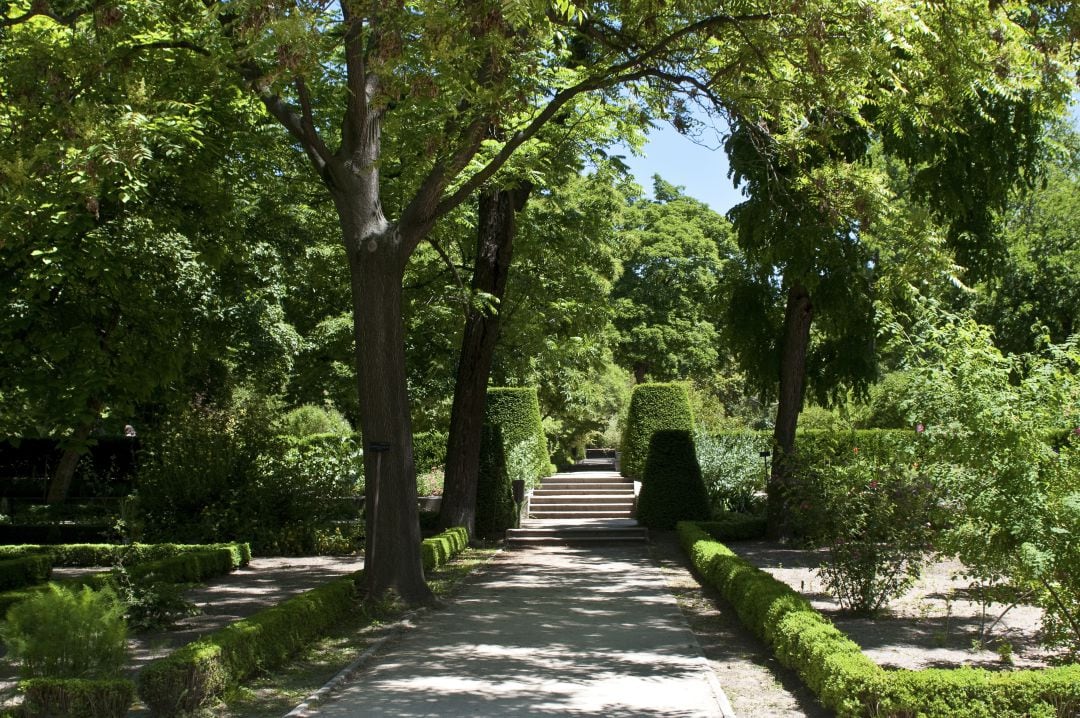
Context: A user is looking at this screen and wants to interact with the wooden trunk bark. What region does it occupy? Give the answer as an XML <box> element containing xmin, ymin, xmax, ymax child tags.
<box><xmin>768</xmin><ymin>280</ymin><xmax>814</xmax><ymax>539</ymax></box>
<box><xmin>340</xmin><ymin>210</ymin><xmax>434</xmax><ymax>605</ymax></box>
<box><xmin>439</xmin><ymin>186</ymin><xmax>530</xmax><ymax>535</ymax></box>
<box><xmin>45</xmin><ymin>410</ymin><xmax>99</xmax><ymax>504</ymax></box>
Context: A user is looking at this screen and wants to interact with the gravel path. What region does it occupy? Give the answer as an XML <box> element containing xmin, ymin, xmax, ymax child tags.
<box><xmin>649</xmin><ymin>533</ymin><xmax>831</xmax><ymax>718</ymax></box>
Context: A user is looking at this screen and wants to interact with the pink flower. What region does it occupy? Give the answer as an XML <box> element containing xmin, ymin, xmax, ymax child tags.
<box><xmin>916</xmin><ymin>423</ymin><xmax>925</xmax><ymax>433</ymax></box>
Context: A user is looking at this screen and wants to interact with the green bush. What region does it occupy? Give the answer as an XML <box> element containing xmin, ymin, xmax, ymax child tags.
<box><xmin>678</xmin><ymin>521</ymin><xmax>1080</xmax><ymax>717</ymax></box>
<box><xmin>695</xmin><ymin>513</ymin><xmax>768</xmax><ymax>541</ymax></box>
<box><xmin>813</xmin><ymin>454</ymin><xmax>939</xmax><ymax>616</ymax></box>
<box><xmin>695</xmin><ymin>430</ymin><xmax>769</xmax><ymax>514</ymax></box>
<box><xmin>21</xmin><ymin>678</ymin><xmax>134</xmax><ymax>718</ymax></box>
<box><xmin>0</xmin><ymin>542</ymin><xmax>251</xmax><ymax>568</ymax></box>
<box><xmin>2</xmin><ymin>584</ymin><xmax>128</xmax><ymax>680</ymax></box>
<box><xmin>420</xmin><ymin>527</ymin><xmax>469</xmax><ymax>571</ymax></box>
<box><xmin>413</xmin><ymin>431</ymin><xmax>448</xmax><ymax>475</ymax></box>
<box><xmin>484</xmin><ymin>387</ymin><xmax>550</xmax><ymax>488</ymax></box>
<box><xmin>0</xmin><ymin>554</ymin><xmax>51</xmax><ymax>591</ymax></box>
<box><xmin>476</xmin><ymin>425</ymin><xmax>514</xmax><ymax>539</ymax></box>
<box><xmin>636</xmin><ymin>430</ymin><xmax>709</xmax><ymax>529</ymax></box>
<box><xmin>276</xmin><ymin>404</ymin><xmax>353</xmax><ymax>438</ymax></box>
<box><xmin>138</xmin><ymin>402</ymin><xmax>362</xmax><ymax>554</ymax></box>
<box><xmin>137</xmin><ymin>571</ymin><xmax>361</xmax><ymax>717</ymax></box>
<box><xmin>620</xmin><ymin>383</ymin><xmax>694</xmax><ymax>481</ymax></box>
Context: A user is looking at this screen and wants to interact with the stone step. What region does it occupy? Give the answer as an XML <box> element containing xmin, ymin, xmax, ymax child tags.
<box><xmin>505</xmin><ymin>525</ymin><xmax>647</xmax><ymax>546</ymax></box>
<box><xmin>529</xmin><ymin>509</ymin><xmax>634</xmax><ymax>519</ymax></box>
<box><xmin>544</xmin><ymin>472</ymin><xmax>630</xmax><ymax>479</ymax></box>
<box><xmin>540</xmin><ymin>479</ymin><xmax>630</xmax><ymax>490</ymax></box>
<box><xmin>529</xmin><ymin>492</ymin><xmax>630</xmax><ymax>503</ymax></box>
<box><xmin>530</xmin><ymin>502</ymin><xmax>635</xmax><ymax>512</ymax></box>
<box><xmin>532</xmin><ymin>487</ymin><xmax>633</xmax><ymax>495</ymax></box>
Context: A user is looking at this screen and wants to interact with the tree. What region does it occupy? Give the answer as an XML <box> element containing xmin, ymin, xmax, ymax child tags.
<box><xmin>973</xmin><ymin>121</ymin><xmax>1080</xmax><ymax>354</ymax></box>
<box><xmin>0</xmin><ymin>3</ymin><xmax>305</xmax><ymax>501</ymax></box>
<box><xmin>613</xmin><ymin>175</ymin><xmax>735</xmax><ymax>384</ymax></box>
<box><xmin>183</xmin><ymin>0</ymin><xmax>795</xmax><ymax>604</ymax></box>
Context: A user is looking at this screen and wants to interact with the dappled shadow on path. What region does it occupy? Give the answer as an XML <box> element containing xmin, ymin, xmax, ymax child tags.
<box><xmin>313</xmin><ymin>546</ymin><xmax>725</xmax><ymax>718</ymax></box>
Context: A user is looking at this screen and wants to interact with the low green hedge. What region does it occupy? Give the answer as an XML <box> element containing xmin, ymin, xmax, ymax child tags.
<box><xmin>137</xmin><ymin>571</ymin><xmax>362</xmax><ymax>717</ymax></box>
<box><xmin>0</xmin><ymin>542</ymin><xmax>252</xmax><ymax>568</ymax></box>
<box><xmin>421</xmin><ymin>527</ymin><xmax>469</xmax><ymax>571</ymax></box>
<box><xmin>0</xmin><ymin>554</ymin><xmax>52</xmax><ymax>591</ymax></box>
<box><xmin>21</xmin><ymin>678</ymin><xmax>134</xmax><ymax>718</ymax></box>
<box><xmin>0</xmin><ymin>543</ymin><xmax>250</xmax><ymax>615</ymax></box>
<box><xmin>677</xmin><ymin>521</ymin><xmax>1080</xmax><ymax>717</ymax></box>
<box><xmin>695</xmin><ymin>513</ymin><xmax>767</xmax><ymax>541</ymax></box>
<box><xmin>128</xmin><ymin>547</ymin><xmax>246</xmax><ymax>584</ymax></box>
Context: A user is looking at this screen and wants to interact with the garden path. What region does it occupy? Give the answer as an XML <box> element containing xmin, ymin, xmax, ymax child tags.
<box><xmin>291</xmin><ymin>543</ymin><xmax>736</xmax><ymax>718</ymax></box>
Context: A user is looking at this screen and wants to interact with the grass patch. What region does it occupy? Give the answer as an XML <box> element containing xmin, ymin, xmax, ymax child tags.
<box><xmin>210</xmin><ymin>546</ymin><xmax>498</xmax><ymax>718</ymax></box>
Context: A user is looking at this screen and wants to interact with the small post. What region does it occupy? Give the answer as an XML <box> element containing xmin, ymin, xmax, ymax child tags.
<box><xmin>759</xmin><ymin>450</ymin><xmax>771</xmax><ymax>487</ymax></box>
<box><xmin>366</xmin><ymin>441</ymin><xmax>391</xmax><ymax>570</ymax></box>
<box><xmin>511</xmin><ymin>479</ymin><xmax>526</xmax><ymax>528</ymax></box>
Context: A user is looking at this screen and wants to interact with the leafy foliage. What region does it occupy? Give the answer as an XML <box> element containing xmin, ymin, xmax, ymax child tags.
<box><xmin>276</xmin><ymin>405</ymin><xmax>353</xmax><ymax>438</ymax></box>
<box><xmin>812</xmin><ymin>454</ymin><xmax>939</xmax><ymax>616</ymax></box>
<box><xmin>2</xmin><ymin>584</ymin><xmax>127</xmax><ymax>680</ymax></box>
<box><xmin>896</xmin><ymin>312</ymin><xmax>1080</xmax><ymax>652</ymax></box>
<box><xmin>694</xmin><ymin>430</ymin><xmax>769</xmax><ymax>515</ymax></box>
<box><xmin>137</xmin><ymin>401</ymin><xmax>362</xmax><ymax>554</ymax></box>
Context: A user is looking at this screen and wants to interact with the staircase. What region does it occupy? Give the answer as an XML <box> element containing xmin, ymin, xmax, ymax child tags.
<box><xmin>505</xmin><ymin>450</ymin><xmax>648</xmax><ymax>546</ymax></box>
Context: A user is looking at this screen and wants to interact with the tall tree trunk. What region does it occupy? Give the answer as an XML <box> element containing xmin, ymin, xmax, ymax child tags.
<box><xmin>340</xmin><ymin>207</ymin><xmax>434</xmax><ymax>605</ymax></box>
<box><xmin>768</xmin><ymin>280</ymin><xmax>813</xmax><ymax>539</ymax></box>
<box><xmin>45</xmin><ymin>422</ymin><xmax>94</xmax><ymax>504</ymax></box>
<box><xmin>439</xmin><ymin>185</ymin><xmax>531</xmax><ymax>535</ymax></box>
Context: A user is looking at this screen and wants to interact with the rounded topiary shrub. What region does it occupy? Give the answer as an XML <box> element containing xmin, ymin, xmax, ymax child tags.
<box><xmin>636</xmin><ymin>430</ymin><xmax>710</xmax><ymax>529</ymax></box>
<box><xmin>620</xmin><ymin>383</ymin><xmax>694</xmax><ymax>481</ymax></box>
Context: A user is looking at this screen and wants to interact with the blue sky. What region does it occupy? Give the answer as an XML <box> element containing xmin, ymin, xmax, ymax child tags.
<box><xmin>619</xmin><ymin>119</ymin><xmax>743</xmax><ymax>215</ymax></box>
<box><xmin>625</xmin><ymin>97</ymin><xmax>1080</xmax><ymax>216</ymax></box>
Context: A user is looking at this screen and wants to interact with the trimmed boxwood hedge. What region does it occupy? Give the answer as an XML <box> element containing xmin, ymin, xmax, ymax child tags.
<box><xmin>678</xmin><ymin>521</ymin><xmax>1080</xmax><ymax>717</ymax></box>
<box><xmin>483</xmin><ymin>387</ymin><xmax>550</xmax><ymax>487</ymax></box>
<box><xmin>0</xmin><ymin>543</ymin><xmax>251</xmax><ymax>614</ymax></box>
<box><xmin>21</xmin><ymin>678</ymin><xmax>134</xmax><ymax>718</ymax></box>
<box><xmin>476</xmin><ymin>425</ymin><xmax>513</xmax><ymax>539</ymax></box>
<box><xmin>636</xmin><ymin>430</ymin><xmax>709</xmax><ymax>529</ymax></box>
<box><xmin>0</xmin><ymin>542</ymin><xmax>252</xmax><ymax>568</ymax></box>
<box><xmin>0</xmin><ymin>554</ymin><xmax>52</xmax><ymax>591</ymax></box>
<box><xmin>421</xmin><ymin>527</ymin><xmax>469</xmax><ymax>571</ymax></box>
<box><xmin>138</xmin><ymin>527</ymin><xmax>470</xmax><ymax>716</ymax></box>
<box><xmin>475</xmin><ymin>388</ymin><xmax>549</xmax><ymax>538</ymax></box>
<box><xmin>128</xmin><ymin>547</ymin><xmax>247</xmax><ymax>584</ymax></box>
<box><xmin>620</xmin><ymin>383</ymin><xmax>694</xmax><ymax>481</ymax></box>
<box><xmin>138</xmin><ymin>571</ymin><xmax>361</xmax><ymax>716</ymax></box>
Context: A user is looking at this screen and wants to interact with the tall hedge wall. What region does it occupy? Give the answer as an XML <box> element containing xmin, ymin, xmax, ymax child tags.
<box><xmin>636</xmin><ymin>430</ymin><xmax>710</xmax><ymax>529</ymax></box>
<box><xmin>483</xmin><ymin>387</ymin><xmax>549</xmax><ymax>488</ymax></box>
<box><xmin>620</xmin><ymin>383</ymin><xmax>694</xmax><ymax>481</ymax></box>
<box><xmin>474</xmin><ymin>388</ymin><xmax>549</xmax><ymax>538</ymax></box>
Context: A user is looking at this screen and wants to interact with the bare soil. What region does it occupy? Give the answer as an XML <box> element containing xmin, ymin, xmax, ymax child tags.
<box><xmin>732</xmin><ymin>539</ymin><xmax>1066</xmax><ymax>671</ymax></box>
<box><xmin>650</xmin><ymin>532</ymin><xmax>831</xmax><ymax>718</ymax></box>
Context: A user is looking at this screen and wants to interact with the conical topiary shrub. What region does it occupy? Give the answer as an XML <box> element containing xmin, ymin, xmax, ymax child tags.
<box><xmin>636</xmin><ymin>429</ymin><xmax>709</xmax><ymax>529</ymax></box>
<box><xmin>620</xmin><ymin>383</ymin><xmax>694</xmax><ymax>481</ymax></box>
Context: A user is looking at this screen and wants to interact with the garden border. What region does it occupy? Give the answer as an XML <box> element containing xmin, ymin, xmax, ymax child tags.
<box><xmin>678</xmin><ymin>521</ymin><xmax>1080</xmax><ymax>717</ymax></box>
